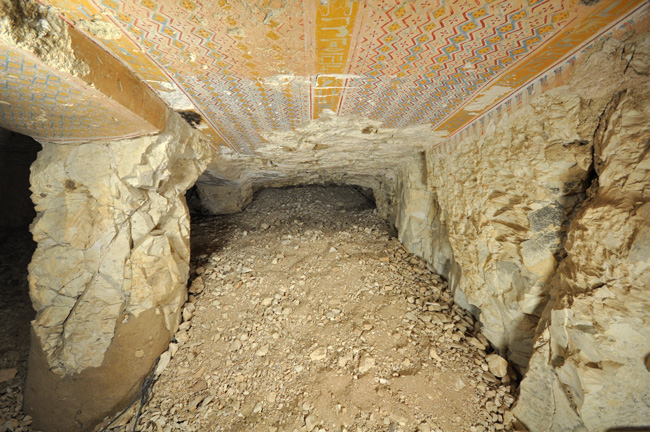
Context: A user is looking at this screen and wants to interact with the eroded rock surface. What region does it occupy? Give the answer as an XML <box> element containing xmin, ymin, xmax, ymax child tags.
<box><xmin>195</xmin><ymin>109</ymin><xmax>447</xmax><ymax>221</ymax></box>
<box><xmin>514</xmin><ymin>71</ymin><xmax>650</xmax><ymax>431</ymax></box>
<box><xmin>425</xmin><ymin>88</ymin><xmax>598</xmax><ymax>371</ymax></box>
<box><xmin>0</xmin><ymin>0</ymin><xmax>88</xmax><ymax>76</ymax></box>
<box><xmin>27</xmin><ymin>113</ymin><xmax>211</xmax><ymax>375</ymax></box>
<box><xmin>393</xmin><ymin>30</ymin><xmax>650</xmax><ymax>430</ymax></box>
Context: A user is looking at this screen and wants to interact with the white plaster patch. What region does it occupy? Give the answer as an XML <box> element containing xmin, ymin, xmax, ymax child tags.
<box><xmin>75</xmin><ymin>18</ymin><xmax>122</xmax><ymax>40</ymax></box>
<box><xmin>151</xmin><ymin>81</ymin><xmax>196</xmax><ymax>111</ymax></box>
<box><xmin>262</xmin><ymin>74</ymin><xmax>362</xmax><ymax>88</ymax></box>
<box><xmin>262</xmin><ymin>74</ymin><xmax>310</xmax><ymax>87</ymax></box>
<box><xmin>316</xmin><ymin>74</ymin><xmax>362</xmax><ymax>79</ymax></box>
<box><xmin>463</xmin><ymin>85</ymin><xmax>513</xmax><ymax>114</ymax></box>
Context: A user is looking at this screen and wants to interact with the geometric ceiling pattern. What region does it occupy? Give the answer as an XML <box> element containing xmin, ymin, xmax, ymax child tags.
<box><xmin>9</xmin><ymin>0</ymin><xmax>650</xmax><ymax>152</ymax></box>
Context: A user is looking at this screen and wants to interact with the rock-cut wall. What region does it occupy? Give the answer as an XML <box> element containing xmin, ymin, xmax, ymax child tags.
<box><xmin>23</xmin><ymin>113</ymin><xmax>212</xmax><ymax>432</ymax></box>
<box><xmin>395</xmin><ymin>30</ymin><xmax>650</xmax><ymax>430</ymax></box>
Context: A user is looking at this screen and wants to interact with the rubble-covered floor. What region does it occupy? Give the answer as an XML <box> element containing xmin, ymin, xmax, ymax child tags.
<box><xmin>0</xmin><ymin>229</ymin><xmax>36</xmax><ymax>431</ymax></box>
<box><xmin>100</xmin><ymin>186</ymin><xmax>519</xmax><ymax>432</ymax></box>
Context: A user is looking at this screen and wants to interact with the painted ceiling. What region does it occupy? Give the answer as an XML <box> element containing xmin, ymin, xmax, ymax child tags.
<box><xmin>1</xmin><ymin>0</ymin><xmax>648</xmax><ymax>151</ymax></box>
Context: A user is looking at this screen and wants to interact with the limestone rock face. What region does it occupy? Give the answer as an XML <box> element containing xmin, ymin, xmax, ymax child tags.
<box><xmin>515</xmin><ymin>88</ymin><xmax>650</xmax><ymax>431</ymax></box>
<box><xmin>195</xmin><ymin>173</ymin><xmax>253</xmax><ymax>215</ymax></box>
<box><xmin>394</xmin><ymin>153</ymin><xmax>461</xmax><ymax>293</ymax></box>
<box><xmin>28</xmin><ymin>113</ymin><xmax>212</xmax><ymax>375</ymax></box>
<box><xmin>485</xmin><ymin>354</ymin><xmax>508</xmax><ymax>378</ymax></box>
<box><xmin>0</xmin><ymin>0</ymin><xmax>89</xmax><ymax>76</ymax></box>
<box><xmin>393</xmin><ymin>30</ymin><xmax>650</xmax><ymax>430</ymax></box>
<box><xmin>195</xmin><ymin>110</ymin><xmax>446</xmax><ymax>222</ymax></box>
<box><xmin>409</xmin><ymin>89</ymin><xmax>599</xmax><ymax>370</ymax></box>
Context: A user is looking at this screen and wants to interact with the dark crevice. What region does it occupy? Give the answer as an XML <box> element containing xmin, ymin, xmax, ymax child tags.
<box><xmin>592</xmin><ymin>90</ymin><xmax>626</xmax><ymax>177</ymax></box>
<box><xmin>177</xmin><ymin>110</ymin><xmax>203</xmax><ymax>129</ymax></box>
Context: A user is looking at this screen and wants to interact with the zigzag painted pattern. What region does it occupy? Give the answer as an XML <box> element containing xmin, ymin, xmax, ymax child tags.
<box><xmin>340</xmin><ymin>0</ymin><xmax>568</xmax><ymax>128</ymax></box>
<box><xmin>10</xmin><ymin>0</ymin><xmax>647</xmax><ymax>150</ymax></box>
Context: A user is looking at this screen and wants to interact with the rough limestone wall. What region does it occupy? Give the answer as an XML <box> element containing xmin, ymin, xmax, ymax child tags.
<box><xmin>27</xmin><ymin>113</ymin><xmax>212</xmax><ymax>375</ymax></box>
<box><xmin>514</xmin><ymin>38</ymin><xmax>650</xmax><ymax>431</ymax></box>
<box><xmin>424</xmin><ymin>88</ymin><xmax>598</xmax><ymax>371</ymax></box>
<box><xmin>195</xmin><ymin>110</ymin><xmax>442</xmax><ymax>223</ymax></box>
<box><xmin>0</xmin><ymin>0</ymin><xmax>89</xmax><ymax>76</ymax></box>
<box><xmin>394</xmin><ymin>153</ymin><xmax>460</xmax><ymax>286</ymax></box>
<box><xmin>394</xmin><ymin>30</ymin><xmax>650</xmax><ymax>430</ymax></box>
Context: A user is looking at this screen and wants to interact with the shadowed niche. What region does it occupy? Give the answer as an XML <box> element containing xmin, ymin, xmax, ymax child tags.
<box><xmin>177</xmin><ymin>110</ymin><xmax>203</xmax><ymax>129</ymax></box>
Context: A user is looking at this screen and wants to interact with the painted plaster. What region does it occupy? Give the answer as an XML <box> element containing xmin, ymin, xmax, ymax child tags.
<box><xmin>1</xmin><ymin>0</ymin><xmax>648</xmax><ymax>150</ymax></box>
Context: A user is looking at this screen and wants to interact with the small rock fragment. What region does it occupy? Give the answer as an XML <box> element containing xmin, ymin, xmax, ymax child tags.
<box><xmin>486</xmin><ymin>354</ymin><xmax>508</xmax><ymax>378</ymax></box>
<box><xmin>262</xmin><ymin>297</ymin><xmax>273</xmax><ymax>307</ymax></box>
<box><xmin>229</xmin><ymin>339</ymin><xmax>243</xmax><ymax>352</ymax></box>
<box><xmin>358</xmin><ymin>355</ymin><xmax>376</xmax><ymax>374</ymax></box>
<box><xmin>305</xmin><ymin>414</ymin><xmax>319</xmax><ymax>431</ymax></box>
<box><xmin>429</xmin><ymin>348</ymin><xmax>442</xmax><ymax>361</ymax></box>
<box><xmin>176</xmin><ymin>330</ymin><xmax>189</xmax><ymax>345</ymax></box>
<box><xmin>188</xmin><ymin>395</ymin><xmax>205</xmax><ymax>412</ymax></box>
<box><xmin>155</xmin><ymin>352</ymin><xmax>171</xmax><ymax>376</ymax></box>
<box><xmin>192</xmin><ymin>379</ymin><xmax>208</xmax><ymax>393</ymax></box>
<box><xmin>256</xmin><ymin>344</ymin><xmax>270</xmax><ymax>357</ymax></box>
<box><xmin>0</xmin><ymin>368</ymin><xmax>17</xmax><ymax>383</ymax></box>
<box><xmin>189</xmin><ymin>276</ymin><xmax>204</xmax><ymax>294</ymax></box>
<box><xmin>310</xmin><ymin>347</ymin><xmax>327</xmax><ymax>361</ymax></box>
<box><xmin>168</xmin><ymin>342</ymin><xmax>179</xmax><ymax>357</ymax></box>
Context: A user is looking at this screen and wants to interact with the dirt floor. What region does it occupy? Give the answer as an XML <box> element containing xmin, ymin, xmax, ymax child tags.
<box><xmin>97</xmin><ymin>186</ymin><xmax>519</xmax><ymax>432</ymax></box>
<box><xmin>0</xmin><ymin>229</ymin><xmax>36</xmax><ymax>432</ymax></box>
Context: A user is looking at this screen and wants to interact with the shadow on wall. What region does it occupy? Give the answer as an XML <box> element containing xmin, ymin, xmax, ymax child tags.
<box><xmin>0</xmin><ymin>127</ymin><xmax>41</xmax><ymax>229</ymax></box>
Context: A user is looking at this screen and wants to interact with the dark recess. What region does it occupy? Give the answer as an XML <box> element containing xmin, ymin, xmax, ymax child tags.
<box><xmin>177</xmin><ymin>110</ymin><xmax>203</xmax><ymax>129</ymax></box>
<box><xmin>0</xmin><ymin>127</ymin><xmax>38</xmax><ymax>417</ymax></box>
<box><xmin>0</xmin><ymin>128</ymin><xmax>41</xmax><ymax>229</ymax></box>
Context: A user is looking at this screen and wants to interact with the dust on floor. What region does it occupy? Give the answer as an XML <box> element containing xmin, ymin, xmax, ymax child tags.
<box><xmin>98</xmin><ymin>186</ymin><xmax>519</xmax><ymax>432</ymax></box>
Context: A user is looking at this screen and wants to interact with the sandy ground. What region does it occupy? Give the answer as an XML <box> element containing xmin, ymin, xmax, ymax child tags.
<box><xmin>98</xmin><ymin>186</ymin><xmax>519</xmax><ymax>432</ymax></box>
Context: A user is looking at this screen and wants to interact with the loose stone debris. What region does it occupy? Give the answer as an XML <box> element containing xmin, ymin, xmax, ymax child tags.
<box><xmin>95</xmin><ymin>186</ymin><xmax>521</xmax><ymax>432</ymax></box>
